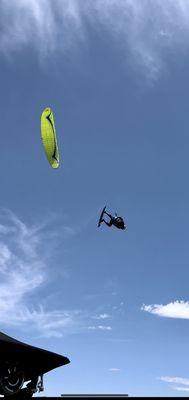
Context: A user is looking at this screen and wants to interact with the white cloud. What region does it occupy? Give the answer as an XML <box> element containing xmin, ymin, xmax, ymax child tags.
<box><xmin>141</xmin><ymin>300</ymin><xmax>189</xmax><ymax>319</ymax></box>
<box><xmin>98</xmin><ymin>325</ymin><xmax>112</xmax><ymax>330</ymax></box>
<box><xmin>0</xmin><ymin>209</ymin><xmax>81</xmax><ymax>338</ymax></box>
<box><xmin>88</xmin><ymin>325</ymin><xmax>112</xmax><ymax>331</ymax></box>
<box><xmin>159</xmin><ymin>376</ymin><xmax>189</xmax><ymax>386</ymax></box>
<box><xmin>109</xmin><ymin>368</ymin><xmax>121</xmax><ymax>372</ymax></box>
<box><xmin>93</xmin><ymin>313</ymin><xmax>110</xmax><ymax>320</ymax></box>
<box><xmin>159</xmin><ymin>376</ymin><xmax>189</xmax><ymax>393</ymax></box>
<box><xmin>174</xmin><ymin>387</ymin><xmax>189</xmax><ymax>392</ymax></box>
<box><xmin>1</xmin><ymin>1</ymin><xmax>189</xmax><ymax>78</ymax></box>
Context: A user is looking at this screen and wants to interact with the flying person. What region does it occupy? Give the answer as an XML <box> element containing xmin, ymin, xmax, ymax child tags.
<box><xmin>98</xmin><ymin>207</ymin><xmax>126</xmax><ymax>230</ymax></box>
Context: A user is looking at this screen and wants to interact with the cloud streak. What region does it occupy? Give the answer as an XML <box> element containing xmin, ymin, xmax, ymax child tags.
<box><xmin>88</xmin><ymin>325</ymin><xmax>112</xmax><ymax>331</ymax></box>
<box><xmin>0</xmin><ymin>209</ymin><xmax>81</xmax><ymax>338</ymax></box>
<box><xmin>174</xmin><ymin>387</ymin><xmax>189</xmax><ymax>392</ymax></box>
<box><xmin>142</xmin><ymin>300</ymin><xmax>189</xmax><ymax>319</ymax></box>
<box><xmin>160</xmin><ymin>376</ymin><xmax>189</xmax><ymax>386</ymax></box>
<box><xmin>1</xmin><ymin>1</ymin><xmax>189</xmax><ymax>78</ymax></box>
<box><xmin>109</xmin><ymin>368</ymin><xmax>121</xmax><ymax>372</ymax></box>
<box><xmin>159</xmin><ymin>376</ymin><xmax>189</xmax><ymax>393</ymax></box>
<box><xmin>92</xmin><ymin>313</ymin><xmax>111</xmax><ymax>320</ymax></box>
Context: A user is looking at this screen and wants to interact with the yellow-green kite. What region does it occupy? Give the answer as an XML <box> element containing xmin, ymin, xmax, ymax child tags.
<box><xmin>40</xmin><ymin>107</ymin><xmax>60</xmax><ymax>168</ymax></box>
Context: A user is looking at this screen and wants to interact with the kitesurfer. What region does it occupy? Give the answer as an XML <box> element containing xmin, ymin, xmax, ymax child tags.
<box><xmin>99</xmin><ymin>208</ymin><xmax>126</xmax><ymax>230</ymax></box>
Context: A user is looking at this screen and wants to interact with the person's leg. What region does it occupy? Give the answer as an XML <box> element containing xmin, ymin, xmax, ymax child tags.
<box><xmin>101</xmin><ymin>218</ymin><xmax>113</xmax><ymax>227</ymax></box>
<box><xmin>104</xmin><ymin>211</ymin><xmax>112</xmax><ymax>218</ymax></box>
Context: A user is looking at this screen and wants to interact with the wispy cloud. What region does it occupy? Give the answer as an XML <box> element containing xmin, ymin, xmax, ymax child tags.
<box><xmin>174</xmin><ymin>387</ymin><xmax>189</xmax><ymax>392</ymax></box>
<box><xmin>93</xmin><ymin>313</ymin><xmax>111</xmax><ymax>320</ymax></box>
<box><xmin>141</xmin><ymin>300</ymin><xmax>189</xmax><ymax>319</ymax></box>
<box><xmin>160</xmin><ymin>376</ymin><xmax>189</xmax><ymax>386</ymax></box>
<box><xmin>1</xmin><ymin>1</ymin><xmax>189</xmax><ymax>78</ymax></box>
<box><xmin>112</xmin><ymin>302</ymin><xmax>124</xmax><ymax>311</ymax></box>
<box><xmin>109</xmin><ymin>368</ymin><xmax>121</xmax><ymax>372</ymax></box>
<box><xmin>88</xmin><ymin>325</ymin><xmax>112</xmax><ymax>331</ymax></box>
<box><xmin>0</xmin><ymin>209</ymin><xmax>81</xmax><ymax>338</ymax></box>
<box><xmin>159</xmin><ymin>376</ymin><xmax>189</xmax><ymax>393</ymax></box>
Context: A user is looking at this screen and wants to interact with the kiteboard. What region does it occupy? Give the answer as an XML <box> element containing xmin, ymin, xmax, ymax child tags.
<box><xmin>98</xmin><ymin>206</ymin><xmax>106</xmax><ymax>227</ymax></box>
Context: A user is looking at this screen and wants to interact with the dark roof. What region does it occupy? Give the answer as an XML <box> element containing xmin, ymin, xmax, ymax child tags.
<box><xmin>0</xmin><ymin>331</ymin><xmax>70</xmax><ymax>379</ymax></box>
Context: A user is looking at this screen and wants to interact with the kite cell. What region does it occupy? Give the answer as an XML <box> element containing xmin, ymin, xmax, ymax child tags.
<box><xmin>40</xmin><ymin>107</ymin><xmax>60</xmax><ymax>168</ymax></box>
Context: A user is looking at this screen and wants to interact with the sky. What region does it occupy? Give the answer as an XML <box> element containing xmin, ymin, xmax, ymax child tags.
<box><xmin>1</xmin><ymin>0</ymin><xmax>189</xmax><ymax>397</ymax></box>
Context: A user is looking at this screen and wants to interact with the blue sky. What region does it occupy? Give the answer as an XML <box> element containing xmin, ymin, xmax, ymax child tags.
<box><xmin>1</xmin><ymin>0</ymin><xmax>189</xmax><ymax>397</ymax></box>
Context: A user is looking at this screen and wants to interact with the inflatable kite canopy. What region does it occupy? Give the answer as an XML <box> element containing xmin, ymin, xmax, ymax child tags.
<box><xmin>40</xmin><ymin>107</ymin><xmax>60</xmax><ymax>168</ymax></box>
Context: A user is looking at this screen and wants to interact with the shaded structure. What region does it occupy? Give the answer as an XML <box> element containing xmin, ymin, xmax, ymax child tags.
<box><xmin>0</xmin><ymin>331</ymin><xmax>70</xmax><ymax>399</ymax></box>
